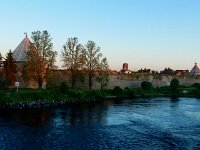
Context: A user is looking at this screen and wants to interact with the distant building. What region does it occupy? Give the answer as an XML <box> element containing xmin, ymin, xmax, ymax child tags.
<box><xmin>190</xmin><ymin>63</ymin><xmax>200</xmax><ymax>76</ymax></box>
<box><xmin>121</xmin><ymin>63</ymin><xmax>132</xmax><ymax>74</ymax></box>
<box><xmin>123</xmin><ymin>63</ymin><xmax>128</xmax><ymax>71</ymax></box>
<box><xmin>175</xmin><ymin>70</ymin><xmax>189</xmax><ymax>76</ymax></box>
<box><xmin>160</xmin><ymin>67</ymin><xmax>189</xmax><ymax>76</ymax></box>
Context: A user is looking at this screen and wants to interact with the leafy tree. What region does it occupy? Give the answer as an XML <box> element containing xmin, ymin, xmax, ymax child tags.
<box><xmin>3</xmin><ymin>50</ymin><xmax>17</xmax><ymax>86</ymax></box>
<box><xmin>0</xmin><ymin>53</ymin><xmax>6</xmax><ymax>90</ymax></box>
<box><xmin>170</xmin><ymin>78</ymin><xmax>179</xmax><ymax>91</ymax></box>
<box><xmin>96</xmin><ymin>57</ymin><xmax>109</xmax><ymax>90</ymax></box>
<box><xmin>24</xmin><ymin>30</ymin><xmax>57</xmax><ymax>88</ymax></box>
<box><xmin>0</xmin><ymin>53</ymin><xmax>3</xmax><ymax>78</ymax></box>
<box><xmin>141</xmin><ymin>81</ymin><xmax>152</xmax><ymax>90</ymax></box>
<box><xmin>83</xmin><ymin>41</ymin><xmax>102</xmax><ymax>89</ymax></box>
<box><xmin>61</xmin><ymin>37</ymin><xmax>84</xmax><ymax>88</ymax></box>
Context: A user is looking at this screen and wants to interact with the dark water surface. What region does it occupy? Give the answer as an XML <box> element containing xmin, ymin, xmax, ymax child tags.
<box><xmin>0</xmin><ymin>97</ymin><xmax>200</xmax><ymax>150</ymax></box>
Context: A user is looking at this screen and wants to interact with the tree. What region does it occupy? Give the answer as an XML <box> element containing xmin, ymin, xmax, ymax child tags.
<box><xmin>83</xmin><ymin>41</ymin><xmax>102</xmax><ymax>89</ymax></box>
<box><xmin>24</xmin><ymin>30</ymin><xmax>57</xmax><ymax>88</ymax></box>
<box><xmin>3</xmin><ymin>50</ymin><xmax>17</xmax><ymax>86</ymax></box>
<box><xmin>96</xmin><ymin>57</ymin><xmax>109</xmax><ymax>90</ymax></box>
<box><xmin>170</xmin><ymin>78</ymin><xmax>179</xmax><ymax>92</ymax></box>
<box><xmin>0</xmin><ymin>53</ymin><xmax>6</xmax><ymax>90</ymax></box>
<box><xmin>61</xmin><ymin>37</ymin><xmax>84</xmax><ymax>88</ymax></box>
<box><xmin>0</xmin><ymin>53</ymin><xmax>3</xmax><ymax>78</ymax></box>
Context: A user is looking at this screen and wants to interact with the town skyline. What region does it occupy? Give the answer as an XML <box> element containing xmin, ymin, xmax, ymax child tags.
<box><xmin>0</xmin><ymin>0</ymin><xmax>200</xmax><ymax>71</ymax></box>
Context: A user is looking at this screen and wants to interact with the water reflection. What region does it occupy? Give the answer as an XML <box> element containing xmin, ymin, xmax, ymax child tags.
<box><xmin>0</xmin><ymin>109</ymin><xmax>52</xmax><ymax>127</ymax></box>
<box><xmin>0</xmin><ymin>101</ymin><xmax>112</xmax><ymax>127</ymax></box>
<box><xmin>0</xmin><ymin>97</ymin><xmax>200</xmax><ymax>150</ymax></box>
<box><xmin>53</xmin><ymin>103</ymin><xmax>109</xmax><ymax>126</ymax></box>
<box><xmin>0</xmin><ymin>97</ymin><xmax>192</xmax><ymax>128</ymax></box>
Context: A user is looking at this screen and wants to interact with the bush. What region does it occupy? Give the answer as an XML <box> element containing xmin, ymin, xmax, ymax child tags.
<box><xmin>0</xmin><ymin>77</ymin><xmax>6</xmax><ymax>91</ymax></box>
<box><xmin>127</xmin><ymin>88</ymin><xmax>136</xmax><ymax>98</ymax></box>
<box><xmin>170</xmin><ymin>78</ymin><xmax>179</xmax><ymax>91</ymax></box>
<box><xmin>60</xmin><ymin>81</ymin><xmax>68</xmax><ymax>93</ymax></box>
<box><xmin>112</xmin><ymin>86</ymin><xmax>123</xmax><ymax>97</ymax></box>
<box><xmin>141</xmin><ymin>81</ymin><xmax>152</xmax><ymax>90</ymax></box>
<box><xmin>192</xmin><ymin>83</ymin><xmax>200</xmax><ymax>89</ymax></box>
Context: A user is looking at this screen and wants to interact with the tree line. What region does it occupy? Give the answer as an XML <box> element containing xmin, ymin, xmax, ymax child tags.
<box><xmin>0</xmin><ymin>30</ymin><xmax>109</xmax><ymax>90</ymax></box>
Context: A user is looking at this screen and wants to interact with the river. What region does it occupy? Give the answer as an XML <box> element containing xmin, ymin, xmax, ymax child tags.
<box><xmin>0</xmin><ymin>97</ymin><xmax>200</xmax><ymax>150</ymax></box>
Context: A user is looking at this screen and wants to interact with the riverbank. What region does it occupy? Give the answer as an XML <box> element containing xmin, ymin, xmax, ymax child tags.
<box><xmin>0</xmin><ymin>88</ymin><xmax>107</xmax><ymax>109</ymax></box>
<box><xmin>0</xmin><ymin>85</ymin><xmax>200</xmax><ymax>109</ymax></box>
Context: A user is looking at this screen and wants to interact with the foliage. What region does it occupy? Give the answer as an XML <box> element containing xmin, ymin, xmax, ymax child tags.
<box><xmin>46</xmin><ymin>70</ymin><xmax>69</xmax><ymax>89</ymax></box>
<box><xmin>170</xmin><ymin>78</ymin><xmax>179</xmax><ymax>92</ymax></box>
<box><xmin>24</xmin><ymin>30</ymin><xmax>57</xmax><ymax>88</ymax></box>
<box><xmin>190</xmin><ymin>83</ymin><xmax>200</xmax><ymax>96</ymax></box>
<box><xmin>3</xmin><ymin>50</ymin><xmax>17</xmax><ymax>86</ymax></box>
<box><xmin>192</xmin><ymin>83</ymin><xmax>200</xmax><ymax>89</ymax></box>
<box><xmin>96</xmin><ymin>57</ymin><xmax>110</xmax><ymax>90</ymax></box>
<box><xmin>157</xmin><ymin>86</ymin><xmax>171</xmax><ymax>94</ymax></box>
<box><xmin>0</xmin><ymin>53</ymin><xmax>5</xmax><ymax>91</ymax></box>
<box><xmin>0</xmin><ymin>53</ymin><xmax>3</xmax><ymax>78</ymax></box>
<box><xmin>0</xmin><ymin>77</ymin><xmax>6</xmax><ymax>91</ymax></box>
<box><xmin>83</xmin><ymin>41</ymin><xmax>102</xmax><ymax>89</ymax></box>
<box><xmin>141</xmin><ymin>81</ymin><xmax>152</xmax><ymax>90</ymax></box>
<box><xmin>124</xmin><ymin>88</ymin><xmax>136</xmax><ymax>98</ymax></box>
<box><xmin>112</xmin><ymin>86</ymin><xmax>123</xmax><ymax>97</ymax></box>
<box><xmin>61</xmin><ymin>37</ymin><xmax>85</xmax><ymax>88</ymax></box>
<box><xmin>60</xmin><ymin>81</ymin><xmax>68</xmax><ymax>93</ymax></box>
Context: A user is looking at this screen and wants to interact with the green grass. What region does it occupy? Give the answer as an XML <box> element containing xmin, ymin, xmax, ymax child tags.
<box><xmin>1</xmin><ymin>84</ymin><xmax>200</xmax><ymax>105</ymax></box>
<box><xmin>0</xmin><ymin>88</ymin><xmax>111</xmax><ymax>104</ymax></box>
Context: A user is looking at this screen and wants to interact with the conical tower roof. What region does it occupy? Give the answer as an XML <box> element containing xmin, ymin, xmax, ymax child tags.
<box><xmin>13</xmin><ymin>34</ymin><xmax>30</xmax><ymax>62</ymax></box>
<box><xmin>190</xmin><ymin>63</ymin><xmax>200</xmax><ymax>75</ymax></box>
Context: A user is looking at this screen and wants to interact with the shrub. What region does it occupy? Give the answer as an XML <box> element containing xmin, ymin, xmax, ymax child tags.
<box><xmin>112</xmin><ymin>86</ymin><xmax>123</xmax><ymax>97</ymax></box>
<box><xmin>141</xmin><ymin>81</ymin><xmax>152</xmax><ymax>90</ymax></box>
<box><xmin>170</xmin><ymin>78</ymin><xmax>179</xmax><ymax>91</ymax></box>
<box><xmin>124</xmin><ymin>87</ymin><xmax>129</xmax><ymax>90</ymax></box>
<box><xmin>60</xmin><ymin>81</ymin><xmax>68</xmax><ymax>93</ymax></box>
<box><xmin>192</xmin><ymin>83</ymin><xmax>200</xmax><ymax>89</ymax></box>
<box><xmin>127</xmin><ymin>88</ymin><xmax>136</xmax><ymax>98</ymax></box>
<box><xmin>0</xmin><ymin>77</ymin><xmax>6</xmax><ymax>91</ymax></box>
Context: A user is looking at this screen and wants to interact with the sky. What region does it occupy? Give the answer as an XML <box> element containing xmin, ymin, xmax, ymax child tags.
<box><xmin>0</xmin><ymin>0</ymin><xmax>200</xmax><ymax>71</ymax></box>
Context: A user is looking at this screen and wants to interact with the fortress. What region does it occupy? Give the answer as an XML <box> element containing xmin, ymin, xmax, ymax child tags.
<box><xmin>11</xmin><ymin>35</ymin><xmax>200</xmax><ymax>89</ymax></box>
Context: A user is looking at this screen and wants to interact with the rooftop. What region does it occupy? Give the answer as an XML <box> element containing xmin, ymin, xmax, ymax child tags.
<box><xmin>13</xmin><ymin>34</ymin><xmax>30</xmax><ymax>62</ymax></box>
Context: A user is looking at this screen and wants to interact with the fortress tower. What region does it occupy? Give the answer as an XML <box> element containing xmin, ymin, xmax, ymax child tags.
<box><xmin>123</xmin><ymin>63</ymin><xmax>128</xmax><ymax>71</ymax></box>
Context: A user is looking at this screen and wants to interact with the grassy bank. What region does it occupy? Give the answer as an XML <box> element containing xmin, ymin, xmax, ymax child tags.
<box><xmin>0</xmin><ymin>88</ymin><xmax>109</xmax><ymax>103</ymax></box>
<box><xmin>0</xmin><ymin>84</ymin><xmax>200</xmax><ymax>109</ymax></box>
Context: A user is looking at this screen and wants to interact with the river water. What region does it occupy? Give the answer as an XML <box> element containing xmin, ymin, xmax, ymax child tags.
<box><xmin>0</xmin><ymin>97</ymin><xmax>200</xmax><ymax>150</ymax></box>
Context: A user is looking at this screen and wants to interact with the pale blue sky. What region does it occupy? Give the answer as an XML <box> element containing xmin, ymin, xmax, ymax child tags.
<box><xmin>0</xmin><ymin>0</ymin><xmax>200</xmax><ymax>71</ymax></box>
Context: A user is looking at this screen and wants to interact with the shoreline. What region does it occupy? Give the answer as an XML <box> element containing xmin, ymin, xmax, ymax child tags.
<box><xmin>0</xmin><ymin>94</ymin><xmax>199</xmax><ymax>110</ymax></box>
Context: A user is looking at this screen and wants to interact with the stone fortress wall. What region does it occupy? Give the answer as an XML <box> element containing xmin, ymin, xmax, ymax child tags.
<box><xmin>105</xmin><ymin>75</ymin><xmax>200</xmax><ymax>89</ymax></box>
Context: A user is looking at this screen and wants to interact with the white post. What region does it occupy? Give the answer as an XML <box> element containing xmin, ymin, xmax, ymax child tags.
<box><xmin>15</xmin><ymin>82</ymin><xmax>19</xmax><ymax>93</ymax></box>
